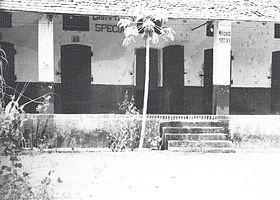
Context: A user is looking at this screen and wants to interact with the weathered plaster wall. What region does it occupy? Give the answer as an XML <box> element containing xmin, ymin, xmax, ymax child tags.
<box><xmin>231</xmin><ymin>22</ymin><xmax>280</xmax><ymax>88</ymax></box>
<box><xmin>53</xmin><ymin>15</ymin><xmax>134</xmax><ymax>85</ymax></box>
<box><xmin>164</xmin><ymin>19</ymin><xmax>213</xmax><ymax>86</ymax></box>
<box><xmin>53</xmin><ymin>16</ymin><xmax>280</xmax><ymax>88</ymax></box>
<box><xmin>1</xmin><ymin>12</ymin><xmax>280</xmax><ymax>89</ymax></box>
<box><xmin>130</xmin><ymin>19</ymin><xmax>213</xmax><ymax>87</ymax></box>
<box><xmin>0</xmin><ymin>12</ymin><xmax>38</xmax><ymax>82</ymax></box>
<box><xmin>53</xmin><ymin>16</ymin><xmax>213</xmax><ymax>86</ymax></box>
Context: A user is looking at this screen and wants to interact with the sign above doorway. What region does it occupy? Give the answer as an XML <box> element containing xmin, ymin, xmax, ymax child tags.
<box><xmin>92</xmin><ymin>15</ymin><xmax>124</xmax><ymax>33</ymax></box>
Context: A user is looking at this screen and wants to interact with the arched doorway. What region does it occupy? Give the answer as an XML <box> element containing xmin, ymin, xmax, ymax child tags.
<box><xmin>61</xmin><ymin>44</ymin><xmax>92</xmax><ymax>113</ymax></box>
<box><xmin>163</xmin><ymin>45</ymin><xmax>184</xmax><ymax>114</ymax></box>
<box><xmin>203</xmin><ymin>49</ymin><xmax>213</xmax><ymax>114</ymax></box>
<box><xmin>135</xmin><ymin>48</ymin><xmax>160</xmax><ymax>113</ymax></box>
<box><xmin>271</xmin><ymin>50</ymin><xmax>280</xmax><ymax>113</ymax></box>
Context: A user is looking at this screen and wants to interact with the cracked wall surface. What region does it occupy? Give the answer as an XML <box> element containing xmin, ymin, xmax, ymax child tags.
<box><xmin>1</xmin><ymin>12</ymin><xmax>280</xmax><ymax>88</ymax></box>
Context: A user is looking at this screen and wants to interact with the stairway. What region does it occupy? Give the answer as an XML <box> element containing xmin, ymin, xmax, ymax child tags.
<box><xmin>160</xmin><ymin>120</ymin><xmax>235</xmax><ymax>153</ymax></box>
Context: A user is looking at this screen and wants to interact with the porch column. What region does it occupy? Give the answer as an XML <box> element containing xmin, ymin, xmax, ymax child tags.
<box><xmin>38</xmin><ymin>14</ymin><xmax>54</xmax><ymax>82</ymax></box>
<box><xmin>212</xmin><ymin>21</ymin><xmax>232</xmax><ymax>115</ymax></box>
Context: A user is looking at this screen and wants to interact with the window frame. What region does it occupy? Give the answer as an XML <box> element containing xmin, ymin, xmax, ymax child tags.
<box><xmin>62</xmin><ymin>15</ymin><xmax>89</xmax><ymax>31</ymax></box>
<box><xmin>274</xmin><ymin>23</ymin><xmax>280</xmax><ymax>38</ymax></box>
<box><xmin>0</xmin><ymin>11</ymin><xmax>12</xmax><ymax>28</ymax></box>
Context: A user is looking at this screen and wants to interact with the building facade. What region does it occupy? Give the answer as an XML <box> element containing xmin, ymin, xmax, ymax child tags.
<box><xmin>0</xmin><ymin>0</ymin><xmax>280</xmax><ymax>115</ymax></box>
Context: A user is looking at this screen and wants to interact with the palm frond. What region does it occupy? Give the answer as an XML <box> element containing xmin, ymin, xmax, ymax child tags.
<box><xmin>118</xmin><ymin>7</ymin><xmax>174</xmax><ymax>46</ymax></box>
<box><xmin>117</xmin><ymin>18</ymin><xmax>133</xmax><ymax>28</ymax></box>
<box><xmin>124</xmin><ymin>26</ymin><xmax>139</xmax><ymax>38</ymax></box>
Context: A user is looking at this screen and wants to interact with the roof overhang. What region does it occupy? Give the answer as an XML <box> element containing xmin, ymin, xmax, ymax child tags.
<box><xmin>0</xmin><ymin>0</ymin><xmax>280</xmax><ymax>22</ymax></box>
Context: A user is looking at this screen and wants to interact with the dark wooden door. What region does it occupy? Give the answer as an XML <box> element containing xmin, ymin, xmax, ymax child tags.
<box><xmin>0</xmin><ymin>42</ymin><xmax>15</xmax><ymax>102</ymax></box>
<box><xmin>163</xmin><ymin>45</ymin><xmax>184</xmax><ymax>114</ymax></box>
<box><xmin>271</xmin><ymin>51</ymin><xmax>280</xmax><ymax>113</ymax></box>
<box><xmin>61</xmin><ymin>44</ymin><xmax>92</xmax><ymax>113</ymax></box>
<box><xmin>135</xmin><ymin>48</ymin><xmax>159</xmax><ymax>113</ymax></box>
<box><xmin>204</xmin><ymin>49</ymin><xmax>213</xmax><ymax>114</ymax></box>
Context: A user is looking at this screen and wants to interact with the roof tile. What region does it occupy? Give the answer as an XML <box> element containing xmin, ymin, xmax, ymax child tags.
<box><xmin>0</xmin><ymin>0</ymin><xmax>280</xmax><ymax>22</ymax></box>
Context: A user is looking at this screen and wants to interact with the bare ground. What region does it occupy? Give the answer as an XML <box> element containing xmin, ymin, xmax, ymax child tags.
<box><xmin>5</xmin><ymin>150</ymin><xmax>280</xmax><ymax>200</ymax></box>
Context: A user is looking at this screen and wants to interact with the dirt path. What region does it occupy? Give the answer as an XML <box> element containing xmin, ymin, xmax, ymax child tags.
<box><xmin>17</xmin><ymin>151</ymin><xmax>280</xmax><ymax>200</ymax></box>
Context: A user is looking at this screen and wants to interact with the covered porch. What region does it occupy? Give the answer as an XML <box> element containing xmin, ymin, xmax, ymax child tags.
<box><xmin>0</xmin><ymin>0</ymin><xmax>280</xmax><ymax>115</ymax></box>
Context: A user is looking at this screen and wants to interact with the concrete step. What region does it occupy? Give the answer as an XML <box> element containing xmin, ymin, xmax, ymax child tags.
<box><xmin>168</xmin><ymin>146</ymin><xmax>236</xmax><ymax>153</ymax></box>
<box><xmin>159</xmin><ymin>120</ymin><xmax>230</xmax><ymax>151</ymax></box>
<box><xmin>163</xmin><ymin>127</ymin><xmax>224</xmax><ymax>134</ymax></box>
<box><xmin>163</xmin><ymin>133</ymin><xmax>228</xmax><ymax>150</ymax></box>
<box><xmin>168</xmin><ymin>140</ymin><xmax>233</xmax><ymax>149</ymax></box>
<box><xmin>165</xmin><ymin>133</ymin><xmax>228</xmax><ymax>141</ymax></box>
<box><xmin>160</xmin><ymin>121</ymin><xmax>224</xmax><ymax>128</ymax></box>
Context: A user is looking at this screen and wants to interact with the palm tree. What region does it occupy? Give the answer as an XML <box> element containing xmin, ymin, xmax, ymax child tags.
<box><xmin>118</xmin><ymin>7</ymin><xmax>175</xmax><ymax>148</ymax></box>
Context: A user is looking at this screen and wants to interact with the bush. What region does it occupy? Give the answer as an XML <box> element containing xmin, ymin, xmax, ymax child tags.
<box><xmin>105</xmin><ymin>91</ymin><xmax>162</xmax><ymax>151</ymax></box>
<box><xmin>0</xmin><ymin>112</ymin><xmax>36</xmax><ymax>200</ymax></box>
<box><xmin>0</xmin><ymin>166</ymin><xmax>33</xmax><ymax>200</ymax></box>
<box><xmin>0</xmin><ymin>96</ymin><xmax>58</xmax><ymax>200</ymax></box>
<box><xmin>106</xmin><ymin>91</ymin><xmax>141</xmax><ymax>151</ymax></box>
<box><xmin>17</xmin><ymin>92</ymin><xmax>162</xmax><ymax>151</ymax></box>
<box><xmin>39</xmin><ymin>127</ymin><xmax>111</xmax><ymax>149</ymax></box>
<box><xmin>231</xmin><ymin>133</ymin><xmax>280</xmax><ymax>149</ymax></box>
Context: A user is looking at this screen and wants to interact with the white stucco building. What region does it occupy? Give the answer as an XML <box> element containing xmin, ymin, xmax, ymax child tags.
<box><xmin>0</xmin><ymin>0</ymin><xmax>280</xmax><ymax>115</ymax></box>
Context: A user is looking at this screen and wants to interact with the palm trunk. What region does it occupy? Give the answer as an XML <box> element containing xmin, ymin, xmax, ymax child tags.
<box><xmin>139</xmin><ymin>38</ymin><xmax>150</xmax><ymax>148</ymax></box>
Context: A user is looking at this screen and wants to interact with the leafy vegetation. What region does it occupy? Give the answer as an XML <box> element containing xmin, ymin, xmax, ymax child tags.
<box><xmin>230</xmin><ymin>132</ymin><xmax>280</xmax><ymax>149</ymax></box>
<box><xmin>0</xmin><ymin>96</ymin><xmax>57</xmax><ymax>200</ymax></box>
<box><xmin>104</xmin><ymin>91</ymin><xmax>162</xmax><ymax>151</ymax></box>
<box><xmin>0</xmin><ymin>48</ymin><xmax>60</xmax><ymax>199</ymax></box>
<box><xmin>106</xmin><ymin>91</ymin><xmax>141</xmax><ymax>151</ymax></box>
<box><xmin>117</xmin><ymin>7</ymin><xmax>175</xmax><ymax>47</ymax></box>
<box><xmin>118</xmin><ymin>7</ymin><xmax>175</xmax><ymax>148</ymax></box>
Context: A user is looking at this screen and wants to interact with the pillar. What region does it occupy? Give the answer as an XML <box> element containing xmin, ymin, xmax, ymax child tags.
<box><xmin>38</xmin><ymin>14</ymin><xmax>54</xmax><ymax>113</ymax></box>
<box><xmin>38</xmin><ymin>14</ymin><xmax>54</xmax><ymax>82</ymax></box>
<box><xmin>213</xmin><ymin>21</ymin><xmax>232</xmax><ymax>115</ymax></box>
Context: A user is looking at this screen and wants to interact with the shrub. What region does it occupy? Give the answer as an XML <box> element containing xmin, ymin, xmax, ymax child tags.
<box><xmin>0</xmin><ymin>49</ymin><xmax>61</xmax><ymax>199</ymax></box>
<box><xmin>0</xmin><ymin>96</ymin><xmax>57</xmax><ymax>200</ymax></box>
<box><xmin>0</xmin><ymin>111</ymin><xmax>35</xmax><ymax>199</ymax></box>
<box><xmin>106</xmin><ymin>91</ymin><xmax>141</xmax><ymax>151</ymax></box>
<box><xmin>105</xmin><ymin>91</ymin><xmax>162</xmax><ymax>151</ymax></box>
<box><xmin>0</xmin><ymin>165</ymin><xmax>33</xmax><ymax>200</ymax></box>
<box><xmin>230</xmin><ymin>133</ymin><xmax>280</xmax><ymax>149</ymax></box>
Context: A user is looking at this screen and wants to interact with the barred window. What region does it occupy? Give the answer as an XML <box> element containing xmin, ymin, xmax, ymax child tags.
<box><xmin>0</xmin><ymin>11</ymin><xmax>12</xmax><ymax>28</ymax></box>
<box><xmin>275</xmin><ymin>24</ymin><xmax>280</xmax><ymax>38</ymax></box>
<box><xmin>63</xmin><ymin>15</ymin><xmax>89</xmax><ymax>31</ymax></box>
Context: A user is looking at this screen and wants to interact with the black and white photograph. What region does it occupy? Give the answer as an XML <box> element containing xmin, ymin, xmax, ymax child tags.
<box><xmin>1</xmin><ymin>0</ymin><xmax>280</xmax><ymax>199</ymax></box>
